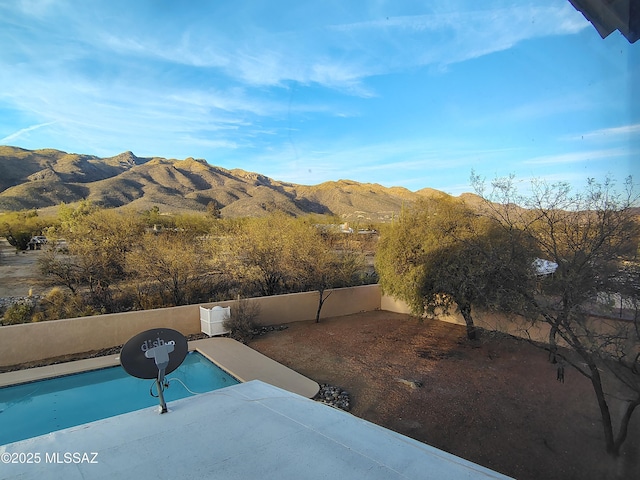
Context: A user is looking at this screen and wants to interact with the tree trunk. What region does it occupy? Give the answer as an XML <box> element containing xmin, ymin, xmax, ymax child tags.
<box><xmin>315</xmin><ymin>289</ymin><xmax>332</xmax><ymax>323</ymax></box>
<box><xmin>588</xmin><ymin>361</ymin><xmax>618</xmax><ymax>455</ymax></box>
<box><xmin>548</xmin><ymin>325</ymin><xmax>558</xmax><ymax>363</ymax></box>
<box><xmin>613</xmin><ymin>397</ymin><xmax>640</xmax><ymax>455</ymax></box>
<box><xmin>459</xmin><ymin>303</ymin><xmax>477</xmax><ymax>340</ymax></box>
<box><xmin>570</xmin><ymin>340</ymin><xmax>640</xmax><ymax>457</ymax></box>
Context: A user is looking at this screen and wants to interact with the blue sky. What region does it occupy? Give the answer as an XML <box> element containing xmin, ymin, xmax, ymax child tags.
<box><xmin>0</xmin><ymin>0</ymin><xmax>638</xmax><ymax>194</ymax></box>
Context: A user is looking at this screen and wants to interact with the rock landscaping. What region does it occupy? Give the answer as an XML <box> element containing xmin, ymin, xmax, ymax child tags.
<box><xmin>314</xmin><ymin>384</ymin><xmax>351</xmax><ymax>411</ymax></box>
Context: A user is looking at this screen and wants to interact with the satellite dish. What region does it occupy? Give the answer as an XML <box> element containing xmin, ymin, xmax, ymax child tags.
<box><xmin>120</xmin><ymin>328</ymin><xmax>188</xmax><ymax>413</ymax></box>
<box><xmin>121</xmin><ymin>328</ymin><xmax>188</xmax><ymax>379</ymax></box>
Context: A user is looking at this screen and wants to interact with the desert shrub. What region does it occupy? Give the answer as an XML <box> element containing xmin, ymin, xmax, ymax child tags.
<box><xmin>8</xmin><ymin>232</ymin><xmax>33</xmax><ymax>251</ymax></box>
<box><xmin>31</xmin><ymin>288</ymin><xmax>102</xmax><ymax>321</ymax></box>
<box><xmin>31</xmin><ymin>287</ymin><xmax>72</xmax><ymax>321</ymax></box>
<box><xmin>223</xmin><ymin>297</ymin><xmax>260</xmax><ymax>343</ymax></box>
<box><xmin>2</xmin><ymin>302</ymin><xmax>35</xmax><ymax>325</ymax></box>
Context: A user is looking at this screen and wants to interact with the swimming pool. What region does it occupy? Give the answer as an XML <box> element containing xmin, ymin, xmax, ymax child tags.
<box><xmin>0</xmin><ymin>352</ymin><xmax>239</xmax><ymax>445</ymax></box>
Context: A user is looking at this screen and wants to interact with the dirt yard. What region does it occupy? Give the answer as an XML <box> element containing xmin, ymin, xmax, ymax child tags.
<box><xmin>249</xmin><ymin>311</ymin><xmax>640</xmax><ymax>480</ymax></box>
<box><xmin>0</xmin><ymin>239</ymin><xmax>50</xmax><ymax>298</ymax></box>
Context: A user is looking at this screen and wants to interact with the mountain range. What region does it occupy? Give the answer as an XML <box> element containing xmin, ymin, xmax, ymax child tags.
<box><xmin>0</xmin><ymin>146</ymin><xmax>473</xmax><ymax>221</ymax></box>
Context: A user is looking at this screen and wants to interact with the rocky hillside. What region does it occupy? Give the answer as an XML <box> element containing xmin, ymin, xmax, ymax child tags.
<box><xmin>0</xmin><ymin>146</ymin><xmax>473</xmax><ymax>221</ymax></box>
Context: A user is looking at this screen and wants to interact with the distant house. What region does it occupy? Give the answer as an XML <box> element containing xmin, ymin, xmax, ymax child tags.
<box><xmin>27</xmin><ymin>236</ymin><xmax>48</xmax><ymax>250</ymax></box>
<box><xmin>533</xmin><ymin>258</ymin><xmax>558</xmax><ymax>276</ymax></box>
<box><xmin>340</xmin><ymin>222</ymin><xmax>353</xmax><ymax>234</ymax></box>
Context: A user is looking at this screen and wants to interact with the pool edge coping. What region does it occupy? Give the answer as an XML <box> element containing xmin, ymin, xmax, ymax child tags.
<box><xmin>0</xmin><ymin>337</ymin><xmax>319</xmax><ymax>399</ymax></box>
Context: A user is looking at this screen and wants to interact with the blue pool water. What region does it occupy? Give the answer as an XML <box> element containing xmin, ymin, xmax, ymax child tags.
<box><xmin>0</xmin><ymin>352</ymin><xmax>239</xmax><ymax>445</ymax></box>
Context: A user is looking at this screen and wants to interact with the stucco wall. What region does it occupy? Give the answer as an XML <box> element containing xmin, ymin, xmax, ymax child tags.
<box><xmin>470</xmin><ymin>308</ymin><xmax>636</xmax><ymax>355</ymax></box>
<box><xmin>211</xmin><ymin>284</ymin><xmax>381</xmax><ymax>326</ymax></box>
<box><xmin>379</xmin><ymin>294</ymin><xmax>413</xmax><ymax>316</ymax></box>
<box><xmin>381</xmin><ymin>293</ymin><xmax>634</xmax><ymax>352</ymax></box>
<box><xmin>380</xmin><ymin>294</ymin><xmax>468</xmax><ymax>327</ymax></box>
<box><xmin>2</xmin><ymin>286</ymin><xmax>631</xmax><ymax>368</ymax></box>
<box><xmin>0</xmin><ymin>285</ymin><xmax>381</xmax><ymax>367</ymax></box>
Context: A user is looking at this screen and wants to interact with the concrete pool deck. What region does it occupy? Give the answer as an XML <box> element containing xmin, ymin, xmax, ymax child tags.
<box><xmin>0</xmin><ymin>337</ymin><xmax>319</xmax><ymax>398</ymax></box>
<box><xmin>1</xmin><ymin>380</ymin><xmax>512</xmax><ymax>480</ymax></box>
<box><xmin>0</xmin><ymin>338</ymin><xmax>512</xmax><ymax>479</ymax></box>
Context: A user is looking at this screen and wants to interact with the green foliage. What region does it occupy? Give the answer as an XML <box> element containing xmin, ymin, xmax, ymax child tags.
<box><xmin>35</xmin><ymin>204</ymin><xmax>233</xmax><ymax>315</ymax></box>
<box><xmin>5</xmin><ymin>231</ymin><xmax>32</xmax><ymax>251</ymax></box>
<box><xmin>173</xmin><ymin>212</ymin><xmax>215</xmax><ymax>236</ymax></box>
<box><xmin>57</xmin><ymin>200</ymin><xmax>96</xmax><ymax>227</ymax></box>
<box><xmin>0</xmin><ymin>209</ymin><xmax>48</xmax><ymax>250</ymax></box>
<box><xmin>223</xmin><ymin>297</ymin><xmax>261</xmax><ymax>343</ymax></box>
<box><xmin>375</xmin><ymin>197</ymin><xmax>531</xmax><ymax>339</ymax></box>
<box><xmin>296</xmin><ymin>228</ymin><xmax>366</xmax><ymax>322</ymax></box>
<box><xmin>141</xmin><ymin>205</ymin><xmax>175</xmax><ymax>230</ymax></box>
<box><xmin>228</xmin><ymin>213</ymin><xmax>366</xmax><ymax>300</ymax></box>
<box><xmin>30</xmin><ymin>287</ymin><xmax>101</xmax><ymax>321</ymax></box>
<box><xmin>25</xmin><ymin>205</ymin><xmax>365</xmax><ymax>322</ymax></box>
<box><xmin>126</xmin><ymin>231</ymin><xmax>215</xmax><ymax>306</ymax></box>
<box><xmin>2</xmin><ymin>302</ymin><xmax>34</xmax><ymax>325</ymax></box>
<box><xmin>228</xmin><ymin>213</ymin><xmax>309</xmax><ymax>296</ymax></box>
<box><xmin>45</xmin><ymin>206</ymin><xmax>146</xmax><ymax>311</ymax></box>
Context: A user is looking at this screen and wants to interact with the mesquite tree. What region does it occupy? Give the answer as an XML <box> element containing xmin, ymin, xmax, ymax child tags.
<box><xmin>228</xmin><ymin>213</ymin><xmax>365</xmax><ymax>321</ymax></box>
<box><xmin>126</xmin><ymin>231</ymin><xmax>214</xmax><ymax>307</ymax></box>
<box><xmin>473</xmin><ymin>174</ymin><xmax>640</xmax><ymax>456</ymax></box>
<box><xmin>376</xmin><ymin>196</ymin><xmax>531</xmax><ymax>340</ymax></box>
<box><xmin>43</xmin><ymin>205</ymin><xmax>145</xmax><ymax>311</ymax></box>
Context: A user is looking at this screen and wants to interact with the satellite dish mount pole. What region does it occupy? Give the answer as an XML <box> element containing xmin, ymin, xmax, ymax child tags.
<box><xmin>144</xmin><ymin>341</ymin><xmax>175</xmax><ymax>414</ymax></box>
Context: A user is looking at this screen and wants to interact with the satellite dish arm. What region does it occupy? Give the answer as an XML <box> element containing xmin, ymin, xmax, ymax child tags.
<box><xmin>144</xmin><ymin>343</ymin><xmax>176</xmax><ymax>413</ymax></box>
<box><xmin>145</xmin><ymin>343</ymin><xmax>174</xmax><ymax>382</ymax></box>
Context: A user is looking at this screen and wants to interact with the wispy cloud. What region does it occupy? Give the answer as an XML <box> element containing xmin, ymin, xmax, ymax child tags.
<box><xmin>79</xmin><ymin>3</ymin><xmax>589</xmax><ymax>94</ymax></box>
<box><xmin>15</xmin><ymin>0</ymin><xmax>57</xmax><ymax>18</ymax></box>
<box><xmin>329</xmin><ymin>4</ymin><xmax>589</xmax><ymax>68</ymax></box>
<box><xmin>497</xmin><ymin>93</ymin><xmax>591</xmax><ymax>123</ymax></box>
<box><xmin>523</xmin><ymin>148</ymin><xmax>630</xmax><ymax>165</ymax></box>
<box><xmin>97</xmin><ymin>31</ymin><xmax>230</xmax><ymax>70</ymax></box>
<box><xmin>92</xmin><ymin>22</ymin><xmax>374</xmax><ymax>95</ymax></box>
<box><xmin>572</xmin><ymin>123</ymin><xmax>640</xmax><ymax>141</ymax></box>
<box><xmin>256</xmin><ymin>137</ymin><xmax>522</xmax><ymax>191</ymax></box>
<box><xmin>0</xmin><ymin>121</ymin><xmax>56</xmax><ymax>143</ymax></box>
<box><xmin>0</xmin><ymin>60</ymin><xmax>300</xmax><ymax>156</ymax></box>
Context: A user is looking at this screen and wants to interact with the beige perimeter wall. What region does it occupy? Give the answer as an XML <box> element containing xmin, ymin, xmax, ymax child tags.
<box><xmin>381</xmin><ymin>294</ymin><xmax>636</xmax><ymax>355</ymax></box>
<box><xmin>2</xmin><ymin>285</ymin><xmax>633</xmax><ymax>368</ymax></box>
<box><xmin>0</xmin><ymin>285</ymin><xmax>381</xmax><ymax>367</ymax></box>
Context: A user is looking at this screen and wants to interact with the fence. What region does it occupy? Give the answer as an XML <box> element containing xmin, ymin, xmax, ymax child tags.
<box><xmin>383</xmin><ymin>295</ymin><xmax>637</xmax><ymax>356</ymax></box>
<box><xmin>0</xmin><ymin>285</ymin><xmax>381</xmax><ymax>367</ymax></box>
<box><xmin>1</xmin><ymin>284</ymin><xmax>634</xmax><ymax>368</ymax></box>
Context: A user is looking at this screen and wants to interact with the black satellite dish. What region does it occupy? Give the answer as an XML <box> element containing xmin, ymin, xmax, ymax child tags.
<box><xmin>120</xmin><ymin>328</ymin><xmax>188</xmax><ymax>413</ymax></box>
<box><xmin>121</xmin><ymin>328</ymin><xmax>188</xmax><ymax>379</ymax></box>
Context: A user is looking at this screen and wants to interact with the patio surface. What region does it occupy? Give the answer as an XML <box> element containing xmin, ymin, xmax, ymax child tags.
<box><xmin>0</xmin><ymin>380</ymin><xmax>512</xmax><ymax>479</ymax></box>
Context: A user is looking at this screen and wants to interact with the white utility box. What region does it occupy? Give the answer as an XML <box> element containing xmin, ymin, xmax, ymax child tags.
<box><xmin>200</xmin><ymin>306</ymin><xmax>231</xmax><ymax>337</ymax></box>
